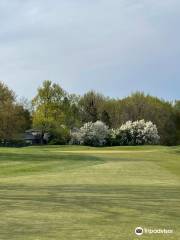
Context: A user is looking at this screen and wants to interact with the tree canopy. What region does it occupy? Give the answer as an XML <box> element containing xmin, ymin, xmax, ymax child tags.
<box><xmin>0</xmin><ymin>80</ymin><xmax>179</xmax><ymax>146</ymax></box>
<box><xmin>0</xmin><ymin>82</ymin><xmax>31</xmax><ymax>141</ymax></box>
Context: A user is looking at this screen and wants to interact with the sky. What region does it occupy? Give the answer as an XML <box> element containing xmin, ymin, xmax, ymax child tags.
<box><xmin>0</xmin><ymin>0</ymin><xmax>180</xmax><ymax>101</ymax></box>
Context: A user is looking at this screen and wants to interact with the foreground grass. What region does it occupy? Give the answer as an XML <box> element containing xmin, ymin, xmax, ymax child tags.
<box><xmin>0</xmin><ymin>145</ymin><xmax>179</xmax><ymax>239</ymax></box>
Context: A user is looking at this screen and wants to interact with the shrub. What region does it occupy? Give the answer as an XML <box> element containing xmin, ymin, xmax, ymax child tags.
<box><xmin>71</xmin><ymin>121</ymin><xmax>109</xmax><ymax>146</ymax></box>
<box><xmin>49</xmin><ymin>125</ymin><xmax>70</xmax><ymax>145</ymax></box>
<box><xmin>71</xmin><ymin>120</ymin><xmax>159</xmax><ymax>146</ymax></box>
<box><xmin>69</xmin><ymin>129</ymin><xmax>82</xmax><ymax>145</ymax></box>
<box><xmin>0</xmin><ymin>139</ymin><xmax>29</xmax><ymax>147</ymax></box>
<box><xmin>111</xmin><ymin>120</ymin><xmax>160</xmax><ymax>145</ymax></box>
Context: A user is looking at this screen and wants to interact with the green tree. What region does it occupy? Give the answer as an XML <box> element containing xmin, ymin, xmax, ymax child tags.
<box><xmin>0</xmin><ymin>82</ymin><xmax>31</xmax><ymax>141</ymax></box>
<box><xmin>32</xmin><ymin>80</ymin><xmax>72</xmax><ymax>143</ymax></box>
<box><xmin>174</xmin><ymin>100</ymin><xmax>180</xmax><ymax>144</ymax></box>
<box><xmin>100</xmin><ymin>99</ymin><xmax>122</xmax><ymax>128</ymax></box>
<box><xmin>119</xmin><ymin>92</ymin><xmax>177</xmax><ymax>145</ymax></box>
<box><xmin>79</xmin><ymin>91</ymin><xmax>106</xmax><ymax>123</ymax></box>
<box><xmin>32</xmin><ymin>80</ymin><xmax>66</xmax><ymax>128</ymax></box>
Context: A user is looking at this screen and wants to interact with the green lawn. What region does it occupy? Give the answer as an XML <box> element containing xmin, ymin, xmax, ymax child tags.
<box><xmin>0</xmin><ymin>145</ymin><xmax>179</xmax><ymax>240</ymax></box>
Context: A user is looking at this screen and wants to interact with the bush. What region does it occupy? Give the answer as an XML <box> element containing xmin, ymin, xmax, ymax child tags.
<box><xmin>71</xmin><ymin>121</ymin><xmax>109</xmax><ymax>147</ymax></box>
<box><xmin>70</xmin><ymin>120</ymin><xmax>159</xmax><ymax>147</ymax></box>
<box><xmin>69</xmin><ymin>129</ymin><xmax>82</xmax><ymax>145</ymax></box>
<box><xmin>49</xmin><ymin>125</ymin><xmax>70</xmax><ymax>145</ymax></box>
<box><xmin>0</xmin><ymin>139</ymin><xmax>29</xmax><ymax>147</ymax></box>
<box><xmin>110</xmin><ymin>120</ymin><xmax>160</xmax><ymax>145</ymax></box>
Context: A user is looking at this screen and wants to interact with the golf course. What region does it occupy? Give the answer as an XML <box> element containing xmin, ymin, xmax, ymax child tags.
<box><xmin>0</xmin><ymin>145</ymin><xmax>179</xmax><ymax>240</ymax></box>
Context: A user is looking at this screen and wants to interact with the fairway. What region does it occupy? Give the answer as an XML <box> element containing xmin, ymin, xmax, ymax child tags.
<box><xmin>0</xmin><ymin>146</ymin><xmax>179</xmax><ymax>240</ymax></box>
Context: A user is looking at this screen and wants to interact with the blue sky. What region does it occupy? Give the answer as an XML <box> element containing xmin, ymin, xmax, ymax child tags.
<box><xmin>0</xmin><ymin>0</ymin><xmax>179</xmax><ymax>100</ymax></box>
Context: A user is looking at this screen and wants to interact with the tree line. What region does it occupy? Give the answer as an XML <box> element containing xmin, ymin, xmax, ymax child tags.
<box><xmin>0</xmin><ymin>80</ymin><xmax>179</xmax><ymax>146</ymax></box>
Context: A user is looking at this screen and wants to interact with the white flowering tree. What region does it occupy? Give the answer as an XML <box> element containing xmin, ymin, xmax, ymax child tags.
<box><xmin>69</xmin><ymin>131</ymin><xmax>82</xmax><ymax>145</ymax></box>
<box><xmin>71</xmin><ymin>119</ymin><xmax>159</xmax><ymax>146</ymax></box>
<box><xmin>111</xmin><ymin>120</ymin><xmax>160</xmax><ymax>145</ymax></box>
<box><xmin>71</xmin><ymin>121</ymin><xmax>109</xmax><ymax>146</ymax></box>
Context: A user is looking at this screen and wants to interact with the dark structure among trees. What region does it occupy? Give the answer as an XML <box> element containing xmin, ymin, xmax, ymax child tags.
<box><xmin>25</xmin><ymin>129</ymin><xmax>49</xmax><ymax>145</ymax></box>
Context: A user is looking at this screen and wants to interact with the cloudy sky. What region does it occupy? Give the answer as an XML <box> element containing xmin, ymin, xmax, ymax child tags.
<box><xmin>0</xmin><ymin>0</ymin><xmax>180</xmax><ymax>100</ymax></box>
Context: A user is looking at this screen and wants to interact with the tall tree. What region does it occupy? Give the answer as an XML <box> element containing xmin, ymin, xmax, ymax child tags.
<box><xmin>32</xmin><ymin>80</ymin><xmax>66</xmax><ymax>133</ymax></box>
<box><xmin>0</xmin><ymin>82</ymin><xmax>31</xmax><ymax>141</ymax></box>
<box><xmin>174</xmin><ymin>100</ymin><xmax>180</xmax><ymax>144</ymax></box>
<box><xmin>119</xmin><ymin>92</ymin><xmax>177</xmax><ymax>145</ymax></box>
<box><xmin>79</xmin><ymin>91</ymin><xmax>106</xmax><ymax>123</ymax></box>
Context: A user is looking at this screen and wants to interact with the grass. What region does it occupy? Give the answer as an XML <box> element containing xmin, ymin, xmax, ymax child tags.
<box><xmin>0</xmin><ymin>145</ymin><xmax>179</xmax><ymax>240</ymax></box>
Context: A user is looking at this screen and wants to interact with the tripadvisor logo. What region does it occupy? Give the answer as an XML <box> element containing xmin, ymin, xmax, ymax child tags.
<box><xmin>135</xmin><ymin>227</ymin><xmax>143</xmax><ymax>236</ymax></box>
<box><xmin>135</xmin><ymin>226</ymin><xmax>174</xmax><ymax>236</ymax></box>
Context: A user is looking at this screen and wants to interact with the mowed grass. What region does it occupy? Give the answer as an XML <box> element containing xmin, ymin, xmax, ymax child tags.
<box><xmin>0</xmin><ymin>146</ymin><xmax>179</xmax><ymax>240</ymax></box>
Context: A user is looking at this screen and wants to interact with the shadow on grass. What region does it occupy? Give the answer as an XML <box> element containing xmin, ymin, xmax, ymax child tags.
<box><xmin>0</xmin><ymin>153</ymin><xmax>106</xmax><ymax>177</ymax></box>
<box><xmin>0</xmin><ymin>152</ymin><xmax>104</xmax><ymax>162</ymax></box>
<box><xmin>0</xmin><ymin>152</ymin><xmax>151</xmax><ymax>177</ymax></box>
